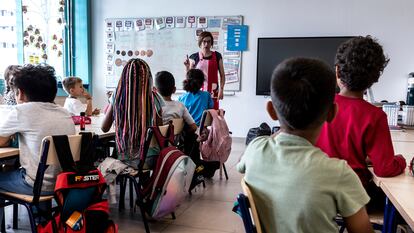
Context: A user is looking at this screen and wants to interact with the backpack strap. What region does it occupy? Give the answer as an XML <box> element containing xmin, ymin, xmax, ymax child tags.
<box><xmin>52</xmin><ymin>135</ymin><xmax>76</xmax><ymax>172</ymax></box>
<box><xmin>78</xmin><ymin>132</ymin><xmax>96</xmax><ymax>168</ymax></box>
<box><xmin>151</xmin><ymin>122</ymin><xmax>175</xmax><ymax>149</ymax></box>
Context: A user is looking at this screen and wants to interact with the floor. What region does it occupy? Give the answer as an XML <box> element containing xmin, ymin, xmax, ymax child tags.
<box><xmin>4</xmin><ymin>137</ymin><xmax>247</xmax><ymax>233</ymax></box>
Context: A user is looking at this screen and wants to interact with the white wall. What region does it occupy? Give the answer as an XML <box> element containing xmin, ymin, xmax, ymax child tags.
<box><xmin>91</xmin><ymin>0</ymin><xmax>414</xmax><ymax>137</ymax></box>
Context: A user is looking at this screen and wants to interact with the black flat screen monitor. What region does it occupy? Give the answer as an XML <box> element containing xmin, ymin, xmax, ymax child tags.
<box><xmin>256</xmin><ymin>36</ymin><xmax>354</xmax><ymax>96</ymax></box>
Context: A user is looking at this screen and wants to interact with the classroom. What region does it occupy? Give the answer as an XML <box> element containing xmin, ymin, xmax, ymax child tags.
<box><xmin>1</xmin><ymin>0</ymin><xmax>414</xmax><ymax>232</ymax></box>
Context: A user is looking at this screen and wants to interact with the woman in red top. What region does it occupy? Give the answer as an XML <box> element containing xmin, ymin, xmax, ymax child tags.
<box><xmin>184</xmin><ymin>31</ymin><xmax>225</xmax><ymax>109</ymax></box>
<box><xmin>316</xmin><ymin>36</ymin><xmax>406</xmax><ymax>198</ymax></box>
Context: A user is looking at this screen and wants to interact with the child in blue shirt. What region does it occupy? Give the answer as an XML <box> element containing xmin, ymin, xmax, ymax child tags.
<box><xmin>178</xmin><ymin>69</ymin><xmax>213</xmax><ymax>126</ymax></box>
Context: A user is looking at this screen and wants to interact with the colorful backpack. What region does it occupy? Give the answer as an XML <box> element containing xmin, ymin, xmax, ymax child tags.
<box><xmin>140</xmin><ymin>123</ymin><xmax>195</xmax><ymax>219</ymax></box>
<box><xmin>200</xmin><ymin>109</ymin><xmax>232</xmax><ymax>163</ymax></box>
<box><xmin>37</xmin><ymin>133</ymin><xmax>118</xmax><ymax>233</ymax></box>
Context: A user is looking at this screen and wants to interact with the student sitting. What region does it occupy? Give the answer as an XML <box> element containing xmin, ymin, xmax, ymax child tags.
<box><xmin>154</xmin><ymin>70</ymin><xmax>197</xmax><ymax>132</ymax></box>
<box><xmin>316</xmin><ymin>36</ymin><xmax>406</xmax><ymax>190</ymax></box>
<box><xmin>2</xmin><ymin>65</ymin><xmax>21</xmax><ymax>106</ymax></box>
<box><xmin>0</xmin><ymin>64</ymin><xmax>76</xmax><ymax>195</ymax></box>
<box><xmin>101</xmin><ymin>58</ymin><xmax>163</xmax><ymax>167</ymax></box>
<box><xmin>178</xmin><ymin>69</ymin><xmax>214</xmax><ymax>126</ymax></box>
<box><xmin>62</xmin><ymin>76</ymin><xmax>100</xmax><ymax>116</ymax></box>
<box><xmin>237</xmin><ymin>58</ymin><xmax>373</xmax><ymax>233</ymax></box>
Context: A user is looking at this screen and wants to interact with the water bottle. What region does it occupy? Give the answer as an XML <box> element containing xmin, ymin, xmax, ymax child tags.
<box><xmin>407</xmin><ymin>72</ymin><xmax>414</xmax><ymax>105</ymax></box>
<box><xmin>80</xmin><ymin>112</ymin><xmax>86</xmax><ymax>131</ymax></box>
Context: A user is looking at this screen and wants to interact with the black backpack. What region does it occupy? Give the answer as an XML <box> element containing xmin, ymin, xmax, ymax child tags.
<box><xmin>245</xmin><ymin>123</ymin><xmax>272</xmax><ymax>145</ymax></box>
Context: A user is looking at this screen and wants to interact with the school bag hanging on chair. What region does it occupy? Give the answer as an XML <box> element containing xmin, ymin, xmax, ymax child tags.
<box><xmin>140</xmin><ymin>123</ymin><xmax>195</xmax><ymax>219</ymax></box>
<box><xmin>37</xmin><ymin>133</ymin><xmax>118</xmax><ymax>233</ymax></box>
<box><xmin>200</xmin><ymin>109</ymin><xmax>232</xmax><ymax>163</ymax></box>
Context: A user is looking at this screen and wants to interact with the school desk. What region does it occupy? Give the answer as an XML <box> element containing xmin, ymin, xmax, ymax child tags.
<box><xmin>0</xmin><ymin>147</ymin><xmax>19</xmax><ymax>159</ymax></box>
<box><xmin>369</xmin><ymin>130</ymin><xmax>414</xmax><ymax>233</ymax></box>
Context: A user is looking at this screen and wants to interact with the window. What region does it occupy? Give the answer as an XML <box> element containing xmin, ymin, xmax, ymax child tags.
<box><xmin>0</xmin><ymin>0</ymin><xmax>91</xmax><ymax>94</ymax></box>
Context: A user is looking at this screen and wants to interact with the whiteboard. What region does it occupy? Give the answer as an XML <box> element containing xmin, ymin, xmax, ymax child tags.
<box><xmin>104</xmin><ymin>16</ymin><xmax>243</xmax><ymax>91</ymax></box>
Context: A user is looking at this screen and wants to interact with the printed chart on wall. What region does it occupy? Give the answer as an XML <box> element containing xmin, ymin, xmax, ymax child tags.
<box><xmin>104</xmin><ymin>16</ymin><xmax>243</xmax><ymax>91</ymax></box>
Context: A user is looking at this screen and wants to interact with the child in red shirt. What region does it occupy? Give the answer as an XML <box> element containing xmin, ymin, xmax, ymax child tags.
<box><xmin>317</xmin><ymin>36</ymin><xmax>406</xmax><ymax>190</ymax></box>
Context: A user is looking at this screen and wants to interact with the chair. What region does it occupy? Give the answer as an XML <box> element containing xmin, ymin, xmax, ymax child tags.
<box><xmin>118</xmin><ymin>124</ymin><xmax>177</xmax><ymax>233</ymax></box>
<box><xmin>199</xmin><ymin>110</ymin><xmax>229</xmax><ymax>180</ymax></box>
<box><xmin>0</xmin><ymin>134</ymin><xmax>84</xmax><ymax>233</ymax></box>
<box><xmin>237</xmin><ymin>178</ymin><xmax>263</xmax><ymax>233</ymax></box>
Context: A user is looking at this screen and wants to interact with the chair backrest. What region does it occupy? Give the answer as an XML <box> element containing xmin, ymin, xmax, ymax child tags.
<box><xmin>171</xmin><ymin>118</ymin><xmax>184</xmax><ymax>135</ymax></box>
<box><xmin>240</xmin><ymin>179</ymin><xmax>263</xmax><ymax>233</ymax></box>
<box><xmin>149</xmin><ymin>124</ymin><xmax>170</xmax><ymax>147</ymax></box>
<box><xmin>41</xmin><ymin>135</ymin><xmax>83</xmax><ymax>165</ymax></box>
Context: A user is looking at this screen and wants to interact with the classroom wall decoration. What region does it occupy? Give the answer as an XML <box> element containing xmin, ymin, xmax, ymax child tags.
<box><xmin>104</xmin><ymin>16</ymin><xmax>243</xmax><ymax>91</ymax></box>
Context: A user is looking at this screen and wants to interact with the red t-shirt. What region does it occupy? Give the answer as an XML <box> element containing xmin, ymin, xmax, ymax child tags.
<box><xmin>316</xmin><ymin>94</ymin><xmax>406</xmax><ymax>186</ymax></box>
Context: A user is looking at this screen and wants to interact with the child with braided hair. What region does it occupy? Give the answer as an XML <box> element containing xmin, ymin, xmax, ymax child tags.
<box><xmin>101</xmin><ymin>58</ymin><xmax>164</xmax><ymax>167</ymax></box>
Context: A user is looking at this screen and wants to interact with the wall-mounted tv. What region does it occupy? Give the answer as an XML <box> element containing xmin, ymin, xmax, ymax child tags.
<box><xmin>256</xmin><ymin>36</ymin><xmax>354</xmax><ymax>96</ymax></box>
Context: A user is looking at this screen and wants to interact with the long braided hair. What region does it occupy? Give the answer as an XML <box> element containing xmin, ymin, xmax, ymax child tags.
<box><xmin>113</xmin><ymin>58</ymin><xmax>163</xmax><ymax>160</ymax></box>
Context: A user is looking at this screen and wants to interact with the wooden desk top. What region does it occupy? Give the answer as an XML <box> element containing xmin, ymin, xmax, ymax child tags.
<box><xmin>0</xmin><ymin>147</ymin><xmax>19</xmax><ymax>159</ymax></box>
<box><xmin>381</xmin><ymin>178</ymin><xmax>414</xmax><ymax>230</ymax></box>
<box><xmin>391</xmin><ymin>130</ymin><xmax>414</xmax><ymax>142</ymax></box>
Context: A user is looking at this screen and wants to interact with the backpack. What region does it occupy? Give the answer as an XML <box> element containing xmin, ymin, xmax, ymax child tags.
<box><xmin>141</xmin><ymin>123</ymin><xmax>195</xmax><ymax>219</ymax></box>
<box><xmin>200</xmin><ymin>109</ymin><xmax>232</xmax><ymax>163</ymax></box>
<box><xmin>37</xmin><ymin>133</ymin><xmax>118</xmax><ymax>233</ymax></box>
<box><xmin>245</xmin><ymin>122</ymin><xmax>272</xmax><ymax>145</ymax></box>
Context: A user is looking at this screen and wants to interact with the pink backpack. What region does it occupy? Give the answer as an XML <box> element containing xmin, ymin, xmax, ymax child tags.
<box><xmin>200</xmin><ymin>109</ymin><xmax>232</xmax><ymax>163</ymax></box>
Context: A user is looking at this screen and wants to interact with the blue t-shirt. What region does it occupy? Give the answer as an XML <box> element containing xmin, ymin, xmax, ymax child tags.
<box><xmin>178</xmin><ymin>91</ymin><xmax>213</xmax><ymax>126</ymax></box>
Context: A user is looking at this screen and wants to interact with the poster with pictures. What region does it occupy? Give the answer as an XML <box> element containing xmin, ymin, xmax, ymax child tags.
<box><xmin>104</xmin><ymin>15</ymin><xmax>243</xmax><ymax>91</ymax></box>
<box><xmin>115</xmin><ymin>20</ymin><xmax>123</xmax><ymax>31</ymax></box>
<box><xmin>175</xmin><ymin>16</ymin><xmax>185</xmax><ymax>28</ymax></box>
<box><xmin>187</xmin><ymin>16</ymin><xmax>196</xmax><ymax>28</ymax></box>
<box><xmin>165</xmin><ymin>17</ymin><xmax>175</xmax><ymax>28</ymax></box>
<box><xmin>105</xmin><ymin>21</ymin><xmax>114</xmax><ymax>31</ymax></box>
<box><xmin>106</xmin><ymin>64</ymin><xmax>114</xmax><ymax>75</ymax></box>
<box><xmin>106</xmin><ymin>32</ymin><xmax>114</xmax><ymax>42</ymax></box>
<box><xmin>208</xmin><ymin>18</ymin><xmax>221</xmax><ymax>28</ymax></box>
<box><xmin>197</xmin><ymin>17</ymin><xmax>208</xmax><ymax>28</ymax></box>
<box><xmin>106</xmin><ymin>43</ymin><xmax>115</xmax><ymax>53</ymax></box>
<box><xmin>124</xmin><ymin>20</ymin><xmax>133</xmax><ymax>31</ymax></box>
<box><xmin>106</xmin><ymin>54</ymin><xmax>114</xmax><ymax>64</ymax></box>
<box><xmin>144</xmin><ymin>18</ymin><xmax>154</xmax><ymax>29</ymax></box>
<box><xmin>135</xmin><ymin>19</ymin><xmax>144</xmax><ymax>31</ymax></box>
<box><xmin>155</xmin><ymin>17</ymin><xmax>166</xmax><ymax>30</ymax></box>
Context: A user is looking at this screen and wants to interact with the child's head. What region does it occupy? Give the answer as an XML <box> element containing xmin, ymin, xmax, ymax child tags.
<box><xmin>114</xmin><ymin>58</ymin><xmax>162</xmax><ymax>158</ymax></box>
<box><xmin>269</xmin><ymin>57</ymin><xmax>336</xmax><ymax>130</ymax></box>
<box><xmin>183</xmin><ymin>69</ymin><xmax>204</xmax><ymax>94</ymax></box>
<box><xmin>4</xmin><ymin>65</ymin><xmax>21</xmax><ymax>91</ymax></box>
<box><xmin>62</xmin><ymin>76</ymin><xmax>83</xmax><ymax>97</ymax></box>
<box><xmin>155</xmin><ymin>71</ymin><xmax>175</xmax><ymax>97</ymax></box>
<box><xmin>335</xmin><ymin>35</ymin><xmax>389</xmax><ymax>92</ymax></box>
<box><xmin>10</xmin><ymin>64</ymin><xmax>57</xmax><ymax>103</ymax></box>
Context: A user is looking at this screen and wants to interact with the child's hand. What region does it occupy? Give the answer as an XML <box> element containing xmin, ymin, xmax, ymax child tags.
<box><xmin>83</xmin><ymin>90</ymin><xmax>92</xmax><ymax>100</ymax></box>
<box><xmin>92</xmin><ymin>108</ymin><xmax>100</xmax><ymax>115</ymax></box>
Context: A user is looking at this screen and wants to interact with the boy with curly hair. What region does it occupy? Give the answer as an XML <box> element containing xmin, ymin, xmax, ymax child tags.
<box><xmin>317</xmin><ymin>36</ymin><xmax>406</xmax><ymax>196</ymax></box>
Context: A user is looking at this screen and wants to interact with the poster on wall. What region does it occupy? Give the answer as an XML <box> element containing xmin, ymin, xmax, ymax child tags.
<box><xmin>175</xmin><ymin>16</ymin><xmax>186</xmax><ymax>28</ymax></box>
<box><xmin>165</xmin><ymin>17</ymin><xmax>175</xmax><ymax>28</ymax></box>
<box><xmin>104</xmin><ymin>16</ymin><xmax>243</xmax><ymax>91</ymax></box>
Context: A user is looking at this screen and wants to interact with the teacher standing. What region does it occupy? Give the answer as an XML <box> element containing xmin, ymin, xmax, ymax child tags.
<box><xmin>184</xmin><ymin>31</ymin><xmax>225</xmax><ymax>109</ymax></box>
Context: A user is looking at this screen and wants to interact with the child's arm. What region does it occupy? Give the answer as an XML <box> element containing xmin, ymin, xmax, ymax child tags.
<box><xmin>101</xmin><ymin>104</ymin><xmax>114</xmax><ymax>132</ymax></box>
<box><xmin>0</xmin><ymin>136</ymin><xmax>10</xmax><ymax>147</ymax></box>
<box><xmin>83</xmin><ymin>91</ymin><xmax>93</xmax><ymax>116</ymax></box>
<box><xmin>207</xmin><ymin>94</ymin><xmax>214</xmax><ymax>109</ymax></box>
<box><xmin>343</xmin><ymin>207</ymin><xmax>374</xmax><ymax>233</ymax></box>
<box><xmin>218</xmin><ymin>58</ymin><xmax>225</xmax><ymax>100</ymax></box>
<box><xmin>367</xmin><ymin>113</ymin><xmax>406</xmax><ymax>177</ymax></box>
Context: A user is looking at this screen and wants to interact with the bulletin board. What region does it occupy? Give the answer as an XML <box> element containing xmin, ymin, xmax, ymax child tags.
<box><xmin>104</xmin><ymin>16</ymin><xmax>243</xmax><ymax>91</ymax></box>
